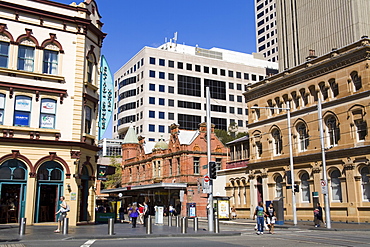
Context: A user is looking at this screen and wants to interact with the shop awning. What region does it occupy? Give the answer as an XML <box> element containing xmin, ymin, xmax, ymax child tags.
<box><xmin>101</xmin><ymin>183</ymin><xmax>188</xmax><ymax>194</ymax></box>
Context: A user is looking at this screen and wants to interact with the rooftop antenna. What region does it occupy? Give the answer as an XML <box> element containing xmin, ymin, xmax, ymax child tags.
<box><xmin>173</xmin><ymin>32</ymin><xmax>178</xmax><ymax>51</ymax></box>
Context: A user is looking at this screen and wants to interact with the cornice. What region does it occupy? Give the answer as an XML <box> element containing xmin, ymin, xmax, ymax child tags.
<box><xmin>0</xmin><ymin>67</ymin><xmax>65</xmax><ymax>83</ymax></box>
<box><xmin>244</xmin><ymin>44</ymin><xmax>370</xmax><ymax>102</ymax></box>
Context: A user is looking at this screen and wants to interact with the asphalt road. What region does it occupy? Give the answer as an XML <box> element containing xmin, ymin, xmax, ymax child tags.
<box><xmin>7</xmin><ymin>223</ymin><xmax>370</xmax><ymax>247</ymax></box>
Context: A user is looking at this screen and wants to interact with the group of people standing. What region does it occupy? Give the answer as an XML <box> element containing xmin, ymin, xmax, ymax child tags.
<box><xmin>119</xmin><ymin>202</ymin><xmax>149</xmax><ymax>228</ymax></box>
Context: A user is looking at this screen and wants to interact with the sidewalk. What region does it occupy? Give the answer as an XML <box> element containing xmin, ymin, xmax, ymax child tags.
<box><xmin>215</xmin><ymin>218</ymin><xmax>370</xmax><ymax>231</ymax></box>
<box><xmin>0</xmin><ymin>220</ymin><xmax>239</xmax><ymax>243</ymax></box>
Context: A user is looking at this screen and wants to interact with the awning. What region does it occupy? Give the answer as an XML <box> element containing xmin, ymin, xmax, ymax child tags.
<box><xmin>101</xmin><ymin>182</ymin><xmax>188</xmax><ymax>194</ymax></box>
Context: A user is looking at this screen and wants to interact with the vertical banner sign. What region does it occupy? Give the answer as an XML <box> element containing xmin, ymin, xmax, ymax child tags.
<box><xmin>99</xmin><ymin>55</ymin><xmax>114</xmax><ymax>140</ymax></box>
<box><xmin>97</xmin><ymin>165</ymin><xmax>107</xmax><ymax>181</ymax></box>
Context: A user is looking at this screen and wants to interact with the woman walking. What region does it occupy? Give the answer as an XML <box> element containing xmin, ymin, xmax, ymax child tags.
<box><xmin>265</xmin><ymin>203</ymin><xmax>276</xmax><ymax>234</ymax></box>
<box><xmin>129</xmin><ymin>204</ymin><xmax>139</xmax><ymax>228</ymax></box>
<box><xmin>253</xmin><ymin>201</ymin><xmax>266</xmax><ymax>235</ymax></box>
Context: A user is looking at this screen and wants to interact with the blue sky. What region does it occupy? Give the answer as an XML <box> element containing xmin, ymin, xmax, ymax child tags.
<box><xmin>56</xmin><ymin>0</ymin><xmax>257</xmax><ymax>139</ymax></box>
<box><xmin>57</xmin><ymin>0</ymin><xmax>257</xmax><ymax>73</ymax></box>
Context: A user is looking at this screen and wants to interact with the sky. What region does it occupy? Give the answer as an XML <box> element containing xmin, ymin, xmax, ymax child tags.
<box><xmin>56</xmin><ymin>0</ymin><xmax>257</xmax><ymax>139</ymax></box>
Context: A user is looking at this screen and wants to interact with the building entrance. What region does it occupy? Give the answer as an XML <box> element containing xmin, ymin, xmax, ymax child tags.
<box><xmin>37</xmin><ymin>185</ymin><xmax>58</xmax><ymax>222</ymax></box>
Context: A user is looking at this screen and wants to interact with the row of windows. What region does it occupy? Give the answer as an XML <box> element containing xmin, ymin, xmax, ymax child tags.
<box><xmin>0</xmin><ymin>93</ymin><xmax>93</xmax><ymax>135</ymax></box>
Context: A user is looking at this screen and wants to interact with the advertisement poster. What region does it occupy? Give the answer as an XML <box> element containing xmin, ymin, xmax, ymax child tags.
<box><xmin>218</xmin><ymin>200</ymin><xmax>230</xmax><ymax>219</ymax></box>
<box><xmin>15</xmin><ymin>96</ymin><xmax>31</xmax><ymax>111</ymax></box>
<box><xmin>97</xmin><ymin>165</ymin><xmax>107</xmax><ymax>181</ymax></box>
<box><xmin>40</xmin><ymin>114</ymin><xmax>55</xmax><ymax>128</ymax></box>
<box><xmin>14</xmin><ymin>111</ymin><xmax>30</xmax><ymax>126</ymax></box>
<box><xmin>0</xmin><ymin>94</ymin><xmax>4</xmax><ymax>108</ymax></box>
<box><xmin>41</xmin><ymin>99</ymin><xmax>56</xmax><ymax>114</ymax></box>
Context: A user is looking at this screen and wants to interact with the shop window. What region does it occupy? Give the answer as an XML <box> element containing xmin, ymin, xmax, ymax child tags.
<box><xmin>14</xmin><ymin>96</ymin><xmax>32</xmax><ymax>127</ymax></box>
<box><xmin>40</xmin><ymin>98</ymin><xmax>57</xmax><ymax>129</ymax></box>
<box><xmin>37</xmin><ymin>161</ymin><xmax>63</xmax><ymax>181</ymax></box>
<box><xmin>301</xmin><ymin>173</ymin><xmax>311</xmax><ymax>202</ymax></box>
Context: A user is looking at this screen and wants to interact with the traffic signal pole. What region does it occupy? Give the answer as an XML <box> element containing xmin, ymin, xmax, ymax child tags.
<box><xmin>206</xmin><ymin>87</ymin><xmax>214</xmax><ymax>232</ymax></box>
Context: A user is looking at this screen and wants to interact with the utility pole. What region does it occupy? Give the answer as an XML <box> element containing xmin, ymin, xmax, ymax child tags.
<box><xmin>206</xmin><ymin>87</ymin><xmax>214</xmax><ymax>232</ymax></box>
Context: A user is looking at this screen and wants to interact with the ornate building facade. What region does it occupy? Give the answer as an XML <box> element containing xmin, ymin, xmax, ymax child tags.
<box><xmin>105</xmin><ymin>123</ymin><xmax>227</xmax><ymax>217</ymax></box>
<box><xmin>0</xmin><ymin>0</ymin><xmax>105</xmax><ymax>225</ymax></box>
<box><xmin>221</xmin><ymin>37</ymin><xmax>370</xmax><ymax>223</ymax></box>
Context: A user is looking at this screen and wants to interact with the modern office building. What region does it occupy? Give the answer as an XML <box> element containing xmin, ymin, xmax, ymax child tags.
<box><xmin>276</xmin><ymin>0</ymin><xmax>370</xmax><ymax>70</ymax></box>
<box><xmin>113</xmin><ymin>42</ymin><xmax>278</xmax><ymax>142</ymax></box>
<box><xmin>0</xmin><ymin>0</ymin><xmax>105</xmax><ymax>225</ymax></box>
<box><xmin>255</xmin><ymin>0</ymin><xmax>278</xmax><ymax>62</ymax></box>
<box><xmin>220</xmin><ymin>37</ymin><xmax>370</xmax><ymax>223</ymax></box>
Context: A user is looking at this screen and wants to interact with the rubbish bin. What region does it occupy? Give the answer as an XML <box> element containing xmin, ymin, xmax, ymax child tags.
<box><xmin>154</xmin><ymin>206</ymin><xmax>164</xmax><ymax>225</ymax></box>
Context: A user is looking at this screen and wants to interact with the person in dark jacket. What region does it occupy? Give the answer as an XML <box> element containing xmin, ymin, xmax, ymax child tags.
<box><xmin>314</xmin><ymin>202</ymin><xmax>323</xmax><ymax>227</ymax></box>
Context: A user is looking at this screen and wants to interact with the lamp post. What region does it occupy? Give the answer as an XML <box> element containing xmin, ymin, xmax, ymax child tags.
<box><xmin>251</xmin><ymin>101</ymin><xmax>297</xmax><ymax>225</ymax></box>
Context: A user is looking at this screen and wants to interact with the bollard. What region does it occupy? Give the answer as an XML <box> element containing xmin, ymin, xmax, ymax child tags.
<box><xmin>193</xmin><ymin>217</ymin><xmax>198</xmax><ymax>231</ymax></box>
<box><xmin>176</xmin><ymin>215</ymin><xmax>180</xmax><ymax>227</ymax></box>
<box><xmin>62</xmin><ymin>218</ymin><xmax>69</xmax><ymax>235</ymax></box>
<box><xmin>108</xmin><ymin>218</ymin><xmax>114</xmax><ymax>235</ymax></box>
<box><xmin>146</xmin><ymin>216</ymin><xmax>152</xmax><ymax>234</ymax></box>
<box><xmin>214</xmin><ymin>217</ymin><xmax>220</xmax><ymax>233</ymax></box>
<box><xmin>168</xmin><ymin>215</ymin><xmax>172</xmax><ymax>226</ymax></box>
<box><xmin>181</xmin><ymin>217</ymin><xmax>187</xmax><ymax>234</ymax></box>
<box><xmin>19</xmin><ymin>218</ymin><xmax>26</xmax><ymax>235</ymax></box>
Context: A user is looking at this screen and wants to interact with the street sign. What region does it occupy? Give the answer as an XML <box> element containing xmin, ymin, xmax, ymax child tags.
<box><xmin>202</xmin><ymin>178</ymin><xmax>210</xmax><ymax>194</ymax></box>
<box><xmin>321</xmin><ymin>179</ymin><xmax>328</xmax><ymax>194</ymax></box>
<box><xmin>204</xmin><ymin>175</ymin><xmax>210</xmax><ymax>182</ymax></box>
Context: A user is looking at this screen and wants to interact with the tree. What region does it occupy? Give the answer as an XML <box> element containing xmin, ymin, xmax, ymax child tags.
<box><xmin>102</xmin><ymin>156</ymin><xmax>122</xmax><ymax>189</ymax></box>
<box><xmin>214</xmin><ymin>127</ymin><xmax>248</xmax><ymax>145</ymax></box>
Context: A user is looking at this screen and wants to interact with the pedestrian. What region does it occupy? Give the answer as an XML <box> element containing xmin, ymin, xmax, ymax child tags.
<box><xmin>54</xmin><ymin>196</ymin><xmax>69</xmax><ymax>233</ymax></box>
<box><xmin>129</xmin><ymin>204</ymin><xmax>139</xmax><ymax>228</ymax></box>
<box><xmin>253</xmin><ymin>201</ymin><xmax>266</xmax><ymax>235</ymax></box>
<box><xmin>169</xmin><ymin>204</ymin><xmax>176</xmax><ymax>216</ymax></box>
<box><xmin>314</xmin><ymin>202</ymin><xmax>323</xmax><ymax>227</ymax></box>
<box><xmin>265</xmin><ymin>203</ymin><xmax>276</xmax><ymax>234</ymax></box>
<box><xmin>138</xmin><ymin>204</ymin><xmax>144</xmax><ymax>224</ymax></box>
<box><xmin>143</xmin><ymin>202</ymin><xmax>149</xmax><ymax>227</ymax></box>
<box><xmin>231</xmin><ymin>205</ymin><xmax>237</xmax><ymax>220</ymax></box>
<box><xmin>127</xmin><ymin>203</ymin><xmax>132</xmax><ymax>224</ymax></box>
<box><xmin>119</xmin><ymin>205</ymin><xmax>125</xmax><ymax>223</ymax></box>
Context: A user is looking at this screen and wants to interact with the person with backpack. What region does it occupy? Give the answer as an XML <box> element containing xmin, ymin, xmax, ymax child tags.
<box><xmin>54</xmin><ymin>196</ymin><xmax>69</xmax><ymax>233</ymax></box>
<box><xmin>253</xmin><ymin>201</ymin><xmax>266</xmax><ymax>235</ymax></box>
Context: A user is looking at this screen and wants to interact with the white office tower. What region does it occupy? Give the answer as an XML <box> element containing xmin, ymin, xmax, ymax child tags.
<box><xmin>113</xmin><ymin>41</ymin><xmax>278</xmax><ymax>142</ymax></box>
<box><xmin>255</xmin><ymin>0</ymin><xmax>278</xmax><ymax>62</ymax></box>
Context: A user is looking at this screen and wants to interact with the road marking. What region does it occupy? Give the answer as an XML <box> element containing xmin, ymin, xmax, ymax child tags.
<box><xmin>80</xmin><ymin>239</ymin><xmax>96</xmax><ymax>247</ymax></box>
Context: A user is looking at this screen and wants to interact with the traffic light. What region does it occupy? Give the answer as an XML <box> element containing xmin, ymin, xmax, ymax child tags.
<box><xmin>294</xmin><ymin>184</ymin><xmax>299</xmax><ymax>192</ymax></box>
<box><xmin>209</xmin><ymin>161</ymin><xmax>217</xmax><ymax>179</ymax></box>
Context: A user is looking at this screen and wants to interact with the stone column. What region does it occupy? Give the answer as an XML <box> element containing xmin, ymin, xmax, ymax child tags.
<box><xmin>248</xmin><ymin>173</ymin><xmax>256</xmax><ymax>218</ymax></box>
<box><xmin>343</xmin><ymin>159</ymin><xmax>358</xmax><ymax>222</ymax></box>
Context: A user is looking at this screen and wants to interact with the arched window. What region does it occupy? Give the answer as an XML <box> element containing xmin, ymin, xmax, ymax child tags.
<box><xmin>0</xmin><ymin>159</ymin><xmax>27</xmax><ymax>180</ymax></box>
<box><xmin>18</xmin><ymin>41</ymin><xmax>35</xmax><ymax>72</ymax></box>
<box><xmin>319</xmin><ymin>82</ymin><xmax>328</xmax><ymax>100</ymax></box>
<box><xmin>329</xmin><ymin>79</ymin><xmax>339</xmax><ymax>97</ymax></box>
<box><xmin>350</xmin><ymin>71</ymin><xmax>362</xmax><ymax>92</ymax></box>
<box><xmin>325</xmin><ymin>116</ymin><xmax>339</xmax><ymax>146</ymax></box>
<box><xmin>272</xmin><ymin>129</ymin><xmax>282</xmax><ymax>155</ymax></box>
<box><xmin>0</xmin><ymin>93</ymin><xmax>5</xmax><ymax>125</ymax></box>
<box><xmin>297</xmin><ymin>123</ymin><xmax>309</xmax><ymax>152</ymax></box>
<box><xmin>37</xmin><ymin>161</ymin><xmax>63</xmax><ymax>181</ymax></box>
<box><xmin>330</xmin><ymin>169</ymin><xmax>342</xmax><ymax>202</ymax></box>
<box><xmin>300</xmin><ymin>172</ymin><xmax>310</xmax><ymax>202</ymax></box>
<box><xmin>361</xmin><ymin>167</ymin><xmax>370</xmax><ymax>201</ymax></box>
<box><xmin>0</xmin><ymin>40</ymin><xmax>10</xmax><ymax>68</ymax></box>
<box><xmin>275</xmin><ymin>175</ymin><xmax>283</xmax><ymax>198</ymax></box>
<box><xmin>253</xmin><ymin>133</ymin><xmax>262</xmax><ymax>159</ymax></box>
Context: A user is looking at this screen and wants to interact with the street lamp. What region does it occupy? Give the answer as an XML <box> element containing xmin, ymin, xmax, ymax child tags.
<box><xmin>251</xmin><ymin>101</ymin><xmax>297</xmax><ymax>225</ymax></box>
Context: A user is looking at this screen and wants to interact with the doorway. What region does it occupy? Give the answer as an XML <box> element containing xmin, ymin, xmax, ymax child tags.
<box><xmin>37</xmin><ymin>185</ymin><xmax>58</xmax><ymax>222</ymax></box>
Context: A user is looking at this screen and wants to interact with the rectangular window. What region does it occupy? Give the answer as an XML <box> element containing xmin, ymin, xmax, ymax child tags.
<box><xmin>149</xmin><ymin>83</ymin><xmax>155</xmax><ymax>91</ymax></box>
<box><xmin>14</xmin><ymin>96</ymin><xmax>31</xmax><ymax>127</ymax></box>
<box><xmin>0</xmin><ymin>94</ymin><xmax>5</xmax><ymax>125</ymax></box>
<box><xmin>0</xmin><ymin>41</ymin><xmax>9</xmax><ymax>68</ymax></box>
<box><xmin>238</xmin><ymin>120</ymin><xmax>243</xmax><ymax>127</ymax></box>
<box><xmin>159</xmin><ymin>72</ymin><xmax>165</xmax><ymax>79</ymax></box>
<box><xmin>186</xmin><ymin>63</ymin><xmax>192</xmax><ymax>70</ymax></box>
<box><xmin>159</xmin><ymin>125</ymin><xmax>165</xmax><ymax>133</ymax></box>
<box><xmin>159</xmin><ymin>98</ymin><xmax>165</xmax><ymax>105</ymax></box>
<box><xmin>178</xmin><ymin>114</ymin><xmax>201</xmax><ymax>130</ymax></box>
<box><xmin>168</xmin><ymin>73</ymin><xmax>174</xmax><ymax>80</ymax></box>
<box><xmin>159</xmin><ymin>111</ymin><xmax>165</xmax><ymax>119</ymax></box>
<box><xmin>193</xmin><ymin>157</ymin><xmax>200</xmax><ymax>174</ymax></box>
<box><xmin>244</xmin><ymin>73</ymin><xmax>249</xmax><ymax>80</ymax></box>
<box><xmin>229</xmin><ymin>107</ymin><xmax>235</xmax><ymax>114</ymax></box>
<box><xmin>237</xmin><ymin>96</ymin><xmax>242</xmax><ymax>102</ymax></box>
<box><xmin>149</xmin><ymin>124</ymin><xmax>155</xmax><ymax>132</ymax></box>
<box><xmin>229</xmin><ymin>95</ymin><xmax>234</xmax><ymax>101</ymax></box>
<box><xmin>220</xmin><ymin>69</ymin><xmax>226</xmax><ymax>76</ymax></box>
<box><xmin>236</xmin><ymin>72</ymin><xmax>241</xmax><ymax>79</ymax></box>
<box><xmin>204</xmin><ymin>66</ymin><xmax>209</xmax><ymax>73</ymax></box>
<box><xmin>84</xmin><ymin>105</ymin><xmax>92</xmax><ymax>134</ymax></box>
<box><xmin>237</xmin><ymin>84</ymin><xmax>242</xmax><ymax>90</ymax></box>
<box><xmin>40</xmin><ymin>98</ymin><xmax>56</xmax><ymax>128</ymax></box>
<box><xmin>168</xmin><ymin>86</ymin><xmax>174</xmax><ymax>93</ymax></box>
<box><xmin>149</xmin><ymin>70</ymin><xmax>155</xmax><ymax>78</ymax></box>
<box><xmin>237</xmin><ymin>108</ymin><xmax>242</xmax><ymax>114</ymax></box>
<box><xmin>159</xmin><ymin>59</ymin><xmax>165</xmax><ymax>66</ymax></box>
<box><xmin>229</xmin><ymin>82</ymin><xmax>234</xmax><ymax>89</ymax></box>
<box><xmin>212</xmin><ymin>68</ymin><xmax>217</xmax><ymax>75</ymax></box>
<box><xmin>195</xmin><ymin>65</ymin><xmax>201</xmax><ymax>72</ymax></box>
<box><xmin>149</xmin><ymin>97</ymin><xmax>155</xmax><ymax>104</ymax></box>
<box><xmin>178</xmin><ymin>75</ymin><xmax>201</xmax><ymax>97</ymax></box>
<box><xmin>178</xmin><ymin>100</ymin><xmax>201</xmax><ymax>110</ymax></box>
<box><xmin>228</xmin><ymin>70</ymin><xmax>234</xmax><ymax>77</ymax></box>
<box><xmin>168</xmin><ymin>99</ymin><xmax>174</xmax><ymax>107</ymax></box>
<box><xmin>177</xmin><ymin>62</ymin><xmax>183</xmax><ymax>69</ymax></box>
<box><xmin>149</xmin><ymin>110</ymin><xmax>155</xmax><ymax>118</ymax></box>
<box><xmin>216</xmin><ymin>158</ymin><xmax>222</xmax><ymax>170</ymax></box>
<box><xmin>252</xmin><ymin>74</ymin><xmax>257</xmax><ymax>81</ymax></box>
<box><xmin>149</xmin><ymin>57</ymin><xmax>155</xmax><ymax>64</ymax></box>
<box><xmin>168</xmin><ymin>112</ymin><xmax>174</xmax><ymax>120</ymax></box>
<box><xmin>204</xmin><ymin>79</ymin><xmax>226</xmax><ymax>100</ymax></box>
<box><xmin>168</xmin><ymin>60</ymin><xmax>174</xmax><ymax>67</ymax></box>
<box><xmin>18</xmin><ymin>45</ymin><xmax>35</xmax><ymax>72</ymax></box>
<box><xmin>159</xmin><ymin>85</ymin><xmax>165</xmax><ymax>92</ymax></box>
